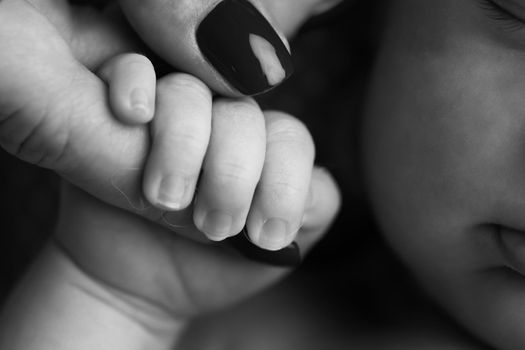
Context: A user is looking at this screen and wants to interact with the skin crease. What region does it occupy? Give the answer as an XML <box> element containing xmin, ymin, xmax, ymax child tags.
<box><xmin>362</xmin><ymin>0</ymin><xmax>525</xmax><ymax>348</ymax></box>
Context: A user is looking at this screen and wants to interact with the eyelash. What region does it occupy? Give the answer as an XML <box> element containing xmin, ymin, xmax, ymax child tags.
<box><xmin>478</xmin><ymin>0</ymin><xmax>525</xmax><ymax>31</ymax></box>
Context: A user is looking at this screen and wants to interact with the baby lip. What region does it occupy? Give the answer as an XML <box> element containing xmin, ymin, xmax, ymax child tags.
<box><xmin>497</xmin><ymin>226</ymin><xmax>525</xmax><ymax>274</ymax></box>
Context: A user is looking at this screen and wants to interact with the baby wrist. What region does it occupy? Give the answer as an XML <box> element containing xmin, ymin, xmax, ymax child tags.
<box><xmin>0</xmin><ymin>242</ymin><xmax>187</xmax><ymax>350</ymax></box>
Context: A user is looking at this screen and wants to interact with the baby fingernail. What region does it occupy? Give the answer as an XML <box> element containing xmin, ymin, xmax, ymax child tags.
<box><xmin>252</xmin><ymin>218</ymin><xmax>291</xmax><ymax>251</ymax></box>
<box><xmin>200</xmin><ymin>210</ymin><xmax>233</xmax><ymax>240</ymax></box>
<box><xmin>130</xmin><ymin>88</ymin><xmax>150</xmax><ymax>117</ymax></box>
<box><xmin>196</xmin><ymin>0</ymin><xmax>293</xmax><ymax>95</ymax></box>
<box><xmin>155</xmin><ymin>175</ymin><xmax>189</xmax><ymax>210</ymax></box>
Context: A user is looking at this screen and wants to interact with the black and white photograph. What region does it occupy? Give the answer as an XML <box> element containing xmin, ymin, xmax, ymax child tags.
<box><xmin>0</xmin><ymin>0</ymin><xmax>518</xmax><ymax>348</ymax></box>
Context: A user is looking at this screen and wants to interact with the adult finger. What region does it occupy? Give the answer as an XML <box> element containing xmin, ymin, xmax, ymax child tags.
<box><xmin>245</xmin><ymin>111</ymin><xmax>315</xmax><ymax>251</ymax></box>
<box><xmin>193</xmin><ymin>98</ymin><xmax>266</xmax><ymax>241</ymax></box>
<box><xmin>143</xmin><ymin>73</ymin><xmax>212</xmax><ymax>211</ymax></box>
<box><xmin>116</xmin><ymin>0</ymin><xmax>342</xmax><ymax>96</ymax></box>
<box><xmin>0</xmin><ymin>2</ymin><xmax>150</xmax><ymax>221</ymax></box>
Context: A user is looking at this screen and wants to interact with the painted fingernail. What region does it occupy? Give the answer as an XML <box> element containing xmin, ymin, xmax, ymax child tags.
<box><xmin>224</xmin><ymin>228</ymin><xmax>301</xmax><ymax>267</ymax></box>
<box><xmin>155</xmin><ymin>175</ymin><xmax>189</xmax><ymax>210</ymax></box>
<box><xmin>130</xmin><ymin>88</ymin><xmax>150</xmax><ymax>118</ymax></box>
<box><xmin>196</xmin><ymin>0</ymin><xmax>294</xmax><ymax>95</ymax></box>
<box><xmin>200</xmin><ymin>210</ymin><xmax>233</xmax><ymax>240</ymax></box>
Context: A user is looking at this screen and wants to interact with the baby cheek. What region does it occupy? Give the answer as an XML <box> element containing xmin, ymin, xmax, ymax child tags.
<box><xmin>362</xmin><ymin>45</ymin><xmax>525</xmax><ymax>275</ymax></box>
<box><xmin>401</xmin><ymin>52</ymin><xmax>525</xmax><ymax>221</ymax></box>
<box><xmin>442</xmin><ymin>67</ymin><xmax>525</xmax><ymax>222</ymax></box>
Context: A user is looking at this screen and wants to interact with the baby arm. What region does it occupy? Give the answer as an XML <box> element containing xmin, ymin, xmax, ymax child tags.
<box><xmin>0</xmin><ymin>236</ymin><xmax>181</xmax><ymax>350</ymax></box>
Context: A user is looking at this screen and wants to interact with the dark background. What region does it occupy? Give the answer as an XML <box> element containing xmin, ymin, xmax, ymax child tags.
<box><xmin>0</xmin><ymin>0</ymin><xmax>440</xmax><ymax>332</ymax></box>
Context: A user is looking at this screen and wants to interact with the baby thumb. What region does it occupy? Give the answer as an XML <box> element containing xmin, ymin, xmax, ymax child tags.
<box><xmin>117</xmin><ymin>0</ymin><xmax>294</xmax><ymax>96</ymax></box>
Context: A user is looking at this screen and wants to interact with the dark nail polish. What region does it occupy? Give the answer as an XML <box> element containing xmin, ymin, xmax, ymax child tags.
<box><xmin>223</xmin><ymin>228</ymin><xmax>301</xmax><ymax>267</ymax></box>
<box><xmin>197</xmin><ymin>0</ymin><xmax>294</xmax><ymax>96</ymax></box>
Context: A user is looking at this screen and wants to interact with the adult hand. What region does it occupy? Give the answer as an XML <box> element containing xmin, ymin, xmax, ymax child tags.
<box><xmin>117</xmin><ymin>0</ymin><xmax>343</xmax><ymax>96</ymax></box>
<box><xmin>0</xmin><ymin>0</ymin><xmax>341</xmax><ymax>240</ymax></box>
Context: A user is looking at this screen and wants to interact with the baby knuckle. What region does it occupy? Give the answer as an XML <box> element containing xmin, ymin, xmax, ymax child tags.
<box><xmin>152</xmin><ymin>123</ymin><xmax>207</xmax><ymax>156</ymax></box>
<box><xmin>214</xmin><ymin>161</ymin><xmax>253</xmax><ymax>185</ymax></box>
<box><xmin>276</xmin><ymin>181</ymin><xmax>304</xmax><ymax>197</ymax></box>
<box><xmin>158</xmin><ymin>73</ymin><xmax>210</xmax><ymax>100</ymax></box>
<box><xmin>169</xmin><ymin>129</ymin><xmax>208</xmax><ymax>154</ymax></box>
<box><xmin>214</xmin><ymin>98</ymin><xmax>260</xmax><ymax>119</ymax></box>
<box><xmin>265</xmin><ymin>181</ymin><xmax>304</xmax><ymax>203</ymax></box>
<box><xmin>267</xmin><ymin>117</ymin><xmax>313</xmax><ymax>146</ymax></box>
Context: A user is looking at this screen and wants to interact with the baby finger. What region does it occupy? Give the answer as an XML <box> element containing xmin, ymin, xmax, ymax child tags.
<box><xmin>143</xmin><ymin>73</ymin><xmax>212</xmax><ymax>212</ymax></box>
<box><xmin>245</xmin><ymin>111</ymin><xmax>315</xmax><ymax>251</ymax></box>
<box><xmin>193</xmin><ymin>98</ymin><xmax>266</xmax><ymax>241</ymax></box>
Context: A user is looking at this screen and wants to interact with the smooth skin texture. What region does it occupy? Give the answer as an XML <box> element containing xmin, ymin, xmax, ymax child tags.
<box><xmin>99</xmin><ymin>56</ymin><xmax>315</xmax><ymax>249</ymax></box>
<box><xmin>98</xmin><ymin>53</ymin><xmax>157</xmax><ymax>124</ymax></box>
<box><xmin>362</xmin><ymin>0</ymin><xmax>525</xmax><ymax>348</ymax></box>
<box><xmin>0</xmin><ymin>0</ymin><xmax>341</xmax><ymax>249</ymax></box>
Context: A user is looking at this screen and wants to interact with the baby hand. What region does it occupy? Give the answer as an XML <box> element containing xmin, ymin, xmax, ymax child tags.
<box><xmin>48</xmin><ymin>61</ymin><xmax>340</xmax><ymax>344</ymax></box>
<box><xmin>98</xmin><ymin>52</ymin><xmax>340</xmax><ymax>252</ymax></box>
<box><xmin>50</xmin><ymin>53</ymin><xmax>340</xmax><ymax>325</ymax></box>
<box><xmin>96</xmin><ymin>54</ymin><xmax>338</xmax><ymax>250</ymax></box>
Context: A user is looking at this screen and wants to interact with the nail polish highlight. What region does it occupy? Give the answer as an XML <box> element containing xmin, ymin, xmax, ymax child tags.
<box><xmin>249</xmin><ymin>34</ymin><xmax>286</xmax><ymax>86</ymax></box>
<box><xmin>197</xmin><ymin>0</ymin><xmax>294</xmax><ymax>95</ymax></box>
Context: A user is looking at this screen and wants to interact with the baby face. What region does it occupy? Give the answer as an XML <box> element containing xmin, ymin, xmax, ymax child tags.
<box><xmin>362</xmin><ymin>0</ymin><xmax>525</xmax><ymax>348</ymax></box>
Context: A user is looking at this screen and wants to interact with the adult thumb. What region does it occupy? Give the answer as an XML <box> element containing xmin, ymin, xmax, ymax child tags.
<box><xmin>117</xmin><ymin>0</ymin><xmax>338</xmax><ymax>96</ymax></box>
